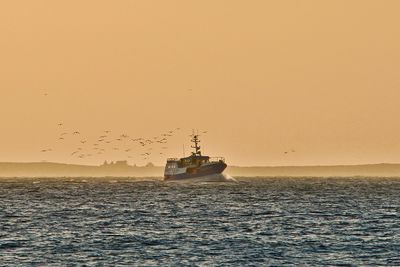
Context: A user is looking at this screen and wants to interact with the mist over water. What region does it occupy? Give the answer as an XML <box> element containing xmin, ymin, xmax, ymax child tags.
<box><xmin>1</xmin><ymin>177</ymin><xmax>400</xmax><ymax>265</ymax></box>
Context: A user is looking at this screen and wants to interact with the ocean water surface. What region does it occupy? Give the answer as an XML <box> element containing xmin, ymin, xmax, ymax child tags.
<box><xmin>1</xmin><ymin>177</ymin><xmax>400</xmax><ymax>266</ymax></box>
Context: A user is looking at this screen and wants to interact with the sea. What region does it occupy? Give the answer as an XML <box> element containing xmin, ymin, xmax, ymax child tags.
<box><xmin>1</xmin><ymin>177</ymin><xmax>399</xmax><ymax>266</ymax></box>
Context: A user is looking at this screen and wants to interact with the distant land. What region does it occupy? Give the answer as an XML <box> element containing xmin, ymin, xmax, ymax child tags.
<box><xmin>2</xmin><ymin>161</ymin><xmax>400</xmax><ymax>178</ymax></box>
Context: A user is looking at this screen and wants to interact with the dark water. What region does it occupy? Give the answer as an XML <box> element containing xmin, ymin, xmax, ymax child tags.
<box><xmin>1</xmin><ymin>177</ymin><xmax>400</xmax><ymax>266</ymax></box>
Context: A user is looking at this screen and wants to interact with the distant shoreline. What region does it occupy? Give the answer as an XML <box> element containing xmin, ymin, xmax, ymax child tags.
<box><xmin>2</xmin><ymin>162</ymin><xmax>400</xmax><ymax>178</ymax></box>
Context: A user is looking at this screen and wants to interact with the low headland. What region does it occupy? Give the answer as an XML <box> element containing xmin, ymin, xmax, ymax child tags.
<box><xmin>1</xmin><ymin>161</ymin><xmax>400</xmax><ymax>178</ymax></box>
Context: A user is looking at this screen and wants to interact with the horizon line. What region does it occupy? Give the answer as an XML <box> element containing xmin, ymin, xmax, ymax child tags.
<box><xmin>1</xmin><ymin>161</ymin><xmax>400</xmax><ymax>168</ymax></box>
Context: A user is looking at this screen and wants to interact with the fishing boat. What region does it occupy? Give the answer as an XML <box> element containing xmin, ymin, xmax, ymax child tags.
<box><xmin>164</xmin><ymin>133</ymin><xmax>228</xmax><ymax>181</ymax></box>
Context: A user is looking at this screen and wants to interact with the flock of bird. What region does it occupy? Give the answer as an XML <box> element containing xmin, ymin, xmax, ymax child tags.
<box><xmin>40</xmin><ymin>121</ymin><xmax>295</xmax><ymax>163</ymax></box>
<box><xmin>41</xmin><ymin>123</ymin><xmax>183</xmax><ymax>163</ymax></box>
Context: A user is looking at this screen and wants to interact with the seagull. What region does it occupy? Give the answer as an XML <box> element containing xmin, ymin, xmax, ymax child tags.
<box><xmin>58</xmin><ymin>137</ymin><xmax>64</xmax><ymax>140</ymax></box>
<box><xmin>125</xmin><ymin>149</ymin><xmax>131</xmax><ymax>152</ymax></box>
<box><xmin>73</xmin><ymin>131</ymin><xmax>80</xmax><ymax>135</ymax></box>
<box><xmin>80</xmin><ymin>140</ymin><xmax>87</xmax><ymax>144</ymax></box>
<box><xmin>58</xmin><ymin>123</ymin><xmax>63</xmax><ymax>126</ymax></box>
<box><xmin>61</xmin><ymin>132</ymin><xmax>68</xmax><ymax>136</ymax></box>
<box><xmin>71</xmin><ymin>151</ymin><xmax>79</xmax><ymax>156</ymax></box>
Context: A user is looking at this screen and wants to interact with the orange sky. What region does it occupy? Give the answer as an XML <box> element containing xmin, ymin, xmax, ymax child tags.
<box><xmin>1</xmin><ymin>1</ymin><xmax>400</xmax><ymax>166</ymax></box>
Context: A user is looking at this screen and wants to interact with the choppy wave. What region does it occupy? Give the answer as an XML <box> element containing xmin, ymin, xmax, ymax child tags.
<box><xmin>1</xmin><ymin>177</ymin><xmax>400</xmax><ymax>265</ymax></box>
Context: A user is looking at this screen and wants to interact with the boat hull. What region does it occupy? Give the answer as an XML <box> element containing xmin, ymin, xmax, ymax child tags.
<box><xmin>164</xmin><ymin>161</ymin><xmax>227</xmax><ymax>181</ymax></box>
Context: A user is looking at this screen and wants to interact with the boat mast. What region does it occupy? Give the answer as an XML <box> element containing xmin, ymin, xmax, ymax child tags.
<box><xmin>191</xmin><ymin>131</ymin><xmax>201</xmax><ymax>156</ymax></box>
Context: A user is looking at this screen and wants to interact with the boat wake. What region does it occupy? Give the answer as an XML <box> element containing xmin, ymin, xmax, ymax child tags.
<box><xmin>166</xmin><ymin>173</ymin><xmax>237</xmax><ymax>183</ymax></box>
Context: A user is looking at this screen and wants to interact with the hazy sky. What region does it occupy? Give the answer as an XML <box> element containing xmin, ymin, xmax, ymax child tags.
<box><xmin>1</xmin><ymin>1</ymin><xmax>400</xmax><ymax>166</ymax></box>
